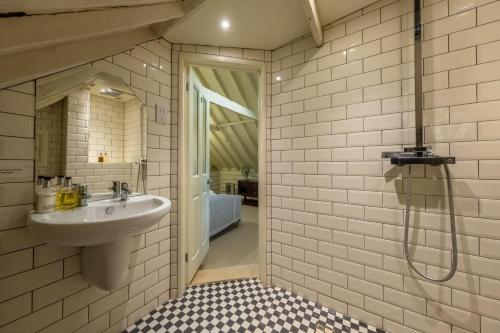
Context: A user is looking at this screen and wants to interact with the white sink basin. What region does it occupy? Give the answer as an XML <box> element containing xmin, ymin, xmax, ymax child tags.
<box><xmin>28</xmin><ymin>195</ymin><xmax>171</xmax><ymax>290</ymax></box>
<box><xmin>29</xmin><ymin>194</ymin><xmax>171</xmax><ymax>247</ymax></box>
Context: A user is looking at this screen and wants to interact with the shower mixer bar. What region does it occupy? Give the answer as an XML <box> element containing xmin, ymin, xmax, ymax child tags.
<box><xmin>381</xmin><ymin>0</ymin><xmax>458</xmax><ymax>282</ymax></box>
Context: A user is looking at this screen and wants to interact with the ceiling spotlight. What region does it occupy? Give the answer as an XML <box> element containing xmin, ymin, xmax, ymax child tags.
<box><xmin>221</xmin><ymin>19</ymin><xmax>230</xmax><ymax>30</ymax></box>
<box><xmin>276</xmin><ymin>76</ymin><xmax>282</xmax><ymax>81</ymax></box>
<box><xmin>100</xmin><ymin>88</ymin><xmax>106</xmax><ymax>93</ymax></box>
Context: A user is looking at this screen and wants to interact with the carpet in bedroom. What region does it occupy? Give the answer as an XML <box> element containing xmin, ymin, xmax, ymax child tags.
<box><xmin>191</xmin><ymin>205</ymin><xmax>258</xmax><ymax>284</ymax></box>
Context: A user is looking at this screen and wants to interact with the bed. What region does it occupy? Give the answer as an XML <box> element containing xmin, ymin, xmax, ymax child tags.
<box><xmin>208</xmin><ymin>191</ymin><xmax>241</xmax><ymax>237</ymax></box>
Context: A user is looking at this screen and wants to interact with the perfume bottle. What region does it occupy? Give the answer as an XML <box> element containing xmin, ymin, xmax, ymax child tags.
<box><xmin>98</xmin><ymin>152</ymin><xmax>104</xmax><ymax>163</ymax></box>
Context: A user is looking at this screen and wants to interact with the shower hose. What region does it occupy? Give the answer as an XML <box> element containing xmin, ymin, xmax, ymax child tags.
<box><xmin>404</xmin><ymin>163</ymin><xmax>458</xmax><ymax>282</ymax></box>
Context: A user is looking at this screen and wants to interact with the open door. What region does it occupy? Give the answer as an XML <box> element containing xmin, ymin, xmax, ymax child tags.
<box><xmin>186</xmin><ymin>68</ymin><xmax>210</xmax><ymax>283</ymax></box>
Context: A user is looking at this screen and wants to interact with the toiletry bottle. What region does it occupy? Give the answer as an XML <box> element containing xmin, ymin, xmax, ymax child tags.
<box><xmin>36</xmin><ymin>176</ymin><xmax>44</xmax><ymax>192</ymax></box>
<box><xmin>36</xmin><ymin>177</ymin><xmax>56</xmax><ymax>213</ymax></box>
<box><xmin>104</xmin><ymin>152</ymin><xmax>109</xmax><ymax>163</ymax></box>
<box><xmin>61</xmin><ymin>177</ymin><xmax>78</xmax><ymax>209</ymax></box>
<box><xmin>98</xmin><ymin>153</ymin><xmax>104</xmax><ymax>163</ymax></box>
<box><xmin>54</xmin><ymin>176</ymin><xmax>65</xmax><ymax>208</ymax></box>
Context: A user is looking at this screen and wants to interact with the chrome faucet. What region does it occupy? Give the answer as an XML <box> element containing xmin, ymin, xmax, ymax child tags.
<box><xmin>110</xmin><ymin>181</ymin><xmax>121</xmax><ymax>199</ymax></box>
<box><xmin>120</xmin><ymin>182</ymin><xmax>129</xmax><ymax>201</ymax></box>
<box><xmin>77</xmin><ymin>184</ymin><xmax>91</xmax><ymax>207</ymax></box>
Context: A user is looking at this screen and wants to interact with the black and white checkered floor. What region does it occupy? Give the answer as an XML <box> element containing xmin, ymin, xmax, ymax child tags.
<box><xmin>125</xmin><ymin>278</ymin><xmax>385</xmax><ymax>333</ymax></box>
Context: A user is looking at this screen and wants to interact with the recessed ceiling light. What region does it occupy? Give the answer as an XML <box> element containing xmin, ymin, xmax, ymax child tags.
<box><xmin>221</xmin><ymin>19</ymin><xmax>230</xmax><ymax>30</ymax></box>
<box><xmin>276</xmin><ymin>76</ymin><xmax>282</xmax><ymax>81</ymax></box>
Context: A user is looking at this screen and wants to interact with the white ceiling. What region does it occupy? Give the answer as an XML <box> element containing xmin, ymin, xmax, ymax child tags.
<box><xmin>166</xmin><ymin>0</ymin><xmax>309</xmax><ymax>50</ymax></box>
<box><xmin>166</xmin><ymin>0</ymin><xmax>379</xmax><ymax>50</ymax></box>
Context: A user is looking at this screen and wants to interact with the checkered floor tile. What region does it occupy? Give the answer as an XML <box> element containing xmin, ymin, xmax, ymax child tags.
<box><xmin>125</xmin><ymin>278</ymin><xmax>385</xmax><ymax>333</ymax></box>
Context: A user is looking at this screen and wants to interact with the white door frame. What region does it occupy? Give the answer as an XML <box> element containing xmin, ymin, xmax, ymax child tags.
<box><xmin>178</xmin><ymin>52</ymin><xmax>267</xmax><ymax>295</ymax></box>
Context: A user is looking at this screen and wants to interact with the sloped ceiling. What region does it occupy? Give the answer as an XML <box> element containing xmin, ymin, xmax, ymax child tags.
<box><xmin>165</xmin><ymin>0</ymin><xmax>379</xmax><ymax>50</ymax></box>
<box><xmin>194</xmin><ymin>66</ymin><xmax>258</xmax><ymax>171</ymax></box>
<box><xmin>0</xmin><ymin>0</ymin><xmax>381</xmax><ymax>88</ymax></box>
<box><xmin>0</xmin><ymin>0</ymin><xmax>189</xmax><ymax>88</ymax></box>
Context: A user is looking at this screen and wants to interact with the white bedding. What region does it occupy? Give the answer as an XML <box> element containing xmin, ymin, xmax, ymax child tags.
<box><xmin>208</xmin><ymin>192</ymin><xmax>241</xmax><ymax>237</ymax></box>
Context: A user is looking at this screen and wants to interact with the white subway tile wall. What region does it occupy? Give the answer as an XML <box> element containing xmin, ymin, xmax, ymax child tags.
<box><xmin>88</xmin><ymin>95</ymin><xmax>126</xmax><ymax>163</ymax></box>
<box><xmin>1</xmin><ymin>0</ymin><xmax>500</xmax><ymax>332</ymax></box>
<box><xmin>0</xmin><ymin>40</ymin><xmax>174</xmax><ymax>333</ymax></box>
<box><xmin>270</xmin><ymin>0</ymin><xmax>500</xmax><ymax>332</ymax></box>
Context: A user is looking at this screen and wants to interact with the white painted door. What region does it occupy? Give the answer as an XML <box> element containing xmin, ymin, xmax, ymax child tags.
<box><xmin>187</xmin><ymin>69</ymin><xmax>210</xmax><ymax>283</ymax></box>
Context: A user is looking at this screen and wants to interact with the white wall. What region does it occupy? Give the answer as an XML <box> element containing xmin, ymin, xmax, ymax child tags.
<box><xmin>2</xmin><ymin>0</ymin><xmax>500</xmax><ymax>332</ymax></box>
<box><xmin>0</xmin><ymin>39</ymin><xmax>174</xmax><ymax>333</ymax></box>
<box><xmin>210</xmin><ymin>168</ymin><xmax>241</xmax><ymax>194</ymax></box>
<box><xmin>124</xmin><ymin>99</ymin><xmax>142</xmax><ymax>163</ymax></box>
<box><xmin>269</xmin><ymin>0</ymin><xmax>500</xmax><ymax>332</ymax></box>
<box><xmin>88</xmin><ymin>94</ymin><xmax>125</xmax><ymax>163</ymax></box>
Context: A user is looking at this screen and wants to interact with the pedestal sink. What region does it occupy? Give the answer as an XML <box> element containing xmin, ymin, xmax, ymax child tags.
<box><xmin>28</xmin><ymin>195</ymin><xmax>171</xmax><ymax>290</ymax></box>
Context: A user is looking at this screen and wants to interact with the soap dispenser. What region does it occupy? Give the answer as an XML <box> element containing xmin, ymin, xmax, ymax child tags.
<box><xmin>36</xmin><ymin>177</ymin><xmax>56</xmax><ymax>213</ymax></box>
<box><xmin>57</xmin><ymin>177</ymin><xmax>78</xmax><ymax>210</ymax></box>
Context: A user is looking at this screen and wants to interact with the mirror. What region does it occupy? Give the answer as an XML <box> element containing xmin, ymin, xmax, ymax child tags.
<box><xmin>35</xmin><ymin>67</ymin><xmax>147</xmax><ymax>200</ymax></box>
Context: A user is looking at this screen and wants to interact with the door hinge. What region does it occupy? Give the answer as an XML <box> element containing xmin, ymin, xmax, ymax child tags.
<box><xmin>185</xmin><ymin>253</ymin><xmax>188</xmax><ymax>262</ymax></box>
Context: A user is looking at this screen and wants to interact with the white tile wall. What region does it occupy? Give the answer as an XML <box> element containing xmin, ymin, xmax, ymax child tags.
<box><xmin>2</xmin><ymin>0</ymin><xmax>500</xmax><ymax>332</ymax></box>
<box><xmin>0</xmin><ymin>39</ymin><xmax>174</xmax><ymax>333</ymax></box>
<box><xmin>270</xmin><ymin>1</ymin><xmax>500</xmax><ymax>332</ymax></box>
<box><xmin>88</xmin><ymin>94</ymin><xmax>126</xmax><ymax>163</ymax></box>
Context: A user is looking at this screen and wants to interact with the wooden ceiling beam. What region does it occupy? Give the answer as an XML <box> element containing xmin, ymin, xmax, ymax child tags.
<box><xmin>195</xmin><ymin>66</ymin><xmax>258</xmax><ymax>170</ymax></box>
<box><xmin>196</xmin><ymin>67</ymin><xmax>256</xmax><ymax>119</ymax></box>
<box><xmin>0</xmin><ymin>2</ymin><xmax>184</xmax><ymax>57</ymax></box>
<box><xmin>154</xmin><ymin>0</ymin><xmax>209</xmax><ymax>37</ymax></box>
<box><xmin>209</xmin><ymin>122</ymin><xmax>239</xmax><ymax>169</ymax></box>
<box><xmin>234</xmin><ymin>71</ymin><xmax>258</xmax><ymax>112</ymax></box>
<box><xmin>212</xmin><ymin>107</ymin><xmax>257</xmax><ymax>169</ymax></box>
<box><xmin>302</xmin><ymin>0</ymin><xmax>323</xmax><ymax>47</ymax></box>
<box><xmin>212</xmin><ymin>68</ymin><xmax>248</xmax><ymax>109</ymax></box>
<box><xmin>0</xmin><ymin>0</ymin><xmax>178</xmax><ymax>15</ymax></box>
<box><xmin>216</xmin><ymin>119</ymin><xmax>257</xmax><ymax>128</ymax></box>
<box><xmin>246</xmin><ymin>72</ymin><xmax>259</xmax><ymax>95</ymax></box>
<box><xmin>0</xmin><ymin>27</ymin><xmax>156</xmax><ymax>89</ymax></box>
<box><xmin>211</xmin><ymin>105</ymin><xmax>256</xmax><ymax>169</ymax></box>
<box><xmin>229</xmin><ymin>71</ymin><xmax>254</xmax><ymax>112</ymax></box>
<box><xmin>208</xmin><ymin>69</ymin><xmax>258</xmax><ymax>167</ymax></box>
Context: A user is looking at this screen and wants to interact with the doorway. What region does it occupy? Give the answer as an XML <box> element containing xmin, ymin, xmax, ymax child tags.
<box><xmin>178</xmin><ymin>53</ymin><xmax>266</xmax><ymax>294</ymax></box>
